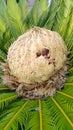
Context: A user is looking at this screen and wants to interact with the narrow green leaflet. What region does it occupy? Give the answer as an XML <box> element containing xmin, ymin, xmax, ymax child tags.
<box><xmin>0</xmin><ymin>49</ymin><xmax>6</xmax><ymax>61</ymax></box>
<box><xmin>38</xmin><ymin>99</ymin><xmax>57</xmax><ymax>130</ymax></box>
<box><xmin>7</xmin><ymin>0</ymin><xmax>23</xmax><ymax>37</ymax></box>
<box><xmin>53</xmin><ymin>0</ymin><xmax>73</xmax><ymax>39</ymax></box>
<box><xmin>25</xmin><ymin>0</ymin><xmax>48</xmax><ymax>27</ymax></box>
<box><xmin>31</xmin><ymin>0</ymin><xmax>48</xmax><ymax>25</ymax></box>
<box><xmin>18</xmin><ymin>0</ymin><xmax>29</xmax><ymax>31</ymax></box>
<box><xmin>0</xmin><ymin>0</ymin><xmax>8</xmax><ymax>23</ymax></box>
<box><xmin>19</xmin><ymin>0</ymin><xmax>28</xmax><ymax>21</ymax></box>
<box><xmin>53</xmin><ymin>93</ymin><xmax>73</xmax><ymax>125</ymax></box>
<box><xmin>0</xmin><ymin>19</ymin><xmax>6</xmax><ymax>33</ymax></box>
<box><xmin>69</xmin><ymin>67</ymin><xmax>73</xmax><ymax>76</ymax></box>
<box><xmin>50</xmin><ymin>96</ymin><xmax>73</xmax><ymax>130</ymax></box>
<box><xmin>44</xmin><ymin>0</ymin><xmax>62</xmax><ymax>30</ymax></box>
<box><xmin>0</xmin><ymin>92</ymin><xmax>18</xmax><ymax>110</ymax></box>
<box><xmin>0</xmin><ymin>30</ymin><xmax>12</xmax><ymax>53</ymax></box>
<box><xmin>65</xmin><ymin>8</ymin><xmax>73</xmax><ymax>43</ymax></box>
<box><xmin>0</xmin><ymin>100</ymin><xmax>38</xmax><ymax>130</ymax></box>
<box><xmin>66</xmin><ymin>76</ymin><xmax>73</xmax><ymax>83</ymax></box>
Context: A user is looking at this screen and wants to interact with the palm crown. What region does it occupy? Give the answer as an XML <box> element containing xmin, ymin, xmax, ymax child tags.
<box><xmin>0</xmin><ymin>0</ymin><xmax>73</xmax><ymax>130</ymax></box>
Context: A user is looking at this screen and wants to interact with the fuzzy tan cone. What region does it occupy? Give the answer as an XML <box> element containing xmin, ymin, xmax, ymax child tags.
<box><xmin>0</xmin><ymin>27</ymin><xmax>68</xmax><ymax>99</ymax></box>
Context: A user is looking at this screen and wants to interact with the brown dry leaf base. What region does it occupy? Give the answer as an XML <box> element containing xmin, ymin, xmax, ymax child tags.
<box><xmin>0</xmin><ymin>61</ymin><xmax>68</xmax><ymax>99</ymax></box>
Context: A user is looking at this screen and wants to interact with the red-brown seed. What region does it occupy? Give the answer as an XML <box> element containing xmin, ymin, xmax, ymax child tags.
<box><xmin>48</xmin><ymin>62</ymin><xmax>51</xmax><ymax>64</ymax></box>
<box><xmin>36</xmin><ymin>52</ymin><xmax>41</xmax><ymax>57</ymax></box>
<box><xmin>42</xmin><ymin>48</ymin><xmax>49</xmax><ymax>56</ymax></box>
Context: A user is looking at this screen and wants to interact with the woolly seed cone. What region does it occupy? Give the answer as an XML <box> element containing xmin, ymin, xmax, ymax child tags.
<box><xmin>4</xmin><ymin>27</ymin><xmax>68</xmax><ymax>99</ymax></box>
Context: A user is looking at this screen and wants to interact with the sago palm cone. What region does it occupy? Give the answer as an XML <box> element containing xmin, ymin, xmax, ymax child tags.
<box><xmin>0</xmin><ymin>27</ymin><xmax>68</xmax><ymax>99</ymax></box>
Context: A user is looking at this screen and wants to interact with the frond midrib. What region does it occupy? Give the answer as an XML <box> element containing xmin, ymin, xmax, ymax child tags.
<box><xmin>3</xmin><ymin>100</ymin><xmax>29</xmax><ymax>130</ymax></box>
<box><xmin>51</xmin><ymin>97</ymin><xmax>73</xmax><ymax>128</ymax></box>
<box><xmin>39</xmin><ymin>99</ymin><xmax>43</xmax><ymax>130</ymax></box>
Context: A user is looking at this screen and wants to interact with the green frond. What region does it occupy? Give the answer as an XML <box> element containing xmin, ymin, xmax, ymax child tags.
<box><xmin>66</xmin><ymin>40</ymin><xmax>73</xmax><ymax>51</ymax></box>
<box><xmin>54</xmin><ymin>92</ymin><xmax>73</xmax><ymax>121</ymax></box>
<box><xmin>0</xmin><ymin>69</ymin><xmax>4</xmax><ymax>76</ymax></box>
<box><xmin>24</xmin><ymin>99</ymin><xmax>58</xmax><ymax>130</ymax></box>
<box><xmin>69</xmin><ymin>67</ymin><xmax>73</xmax><ymax>76</ymax></box>
<box><xmin>0</xmin><ymin>0</ymin><xmax>8</xmax><ymax>23</ymax></box>
<box><xmin>45</xmin><ymin>97</ymin><xmax>73</xmax><ymax>130</ymax></box>
<box><xmin>44</xmin><ymin>0</ymin><xmax>62</xmax><ymax>30</ymax></box>
<box><xmin>18</xmin><ymin>0</ymin><xmax>29</xmax><ymax>21</ymax></box>
<box><xmin>0</xmin><ymin>92</ymin><xmax>18</xmax><ymax>110</ymax></box>
<box><xmin>39</xmin><ymin>100</ymin><xmax>42</xmax><ymax>130</ymax></box>
<box><xmin>39</xmin><ymin>99</ymin><xmax>58</xmax><ymax>130</ymax></box>
<box><xmin>31</xmin><ymin>0</ymin><xmax>48</xmax><ymax>25</ymax></box>
<box><xmin>25</xmin><ymin>0</ymin><xmax>49</xmax><ymax>27</ymax></box>
<box><xmin>0</xmin><ymin>99</ymin><xmax>28</xmax><ymax>130</ymax></box>
<box><xmin>7</xmin><ymin>0</ymin><xmax>23</xmax><ymax>36</ymax></box>
<box><xmin>0</xmin><ymin>88</ymin><xmax>9</xmax><ymax>90</ymax></box>
<box><xmin>64</xmin><ymin>8</ymin><xmax>73</xmax><ymax>43</ymax></box>
<box><xmin>0</xmin><ymin>99</ymin><xmax>39</xmax><ymax>130</ymax></box>
<box><xmin>52</xmin><ymin>0</ymin><xmax>73</xmax><ymax>41</ymax></box>
<box><xmin>0</xmin><ymin>19</ymin><xmax>6</xmax><ymax>33</ymax></box>
<box><xmin>0</xmin><ymin>49</ymin><xmax>6</xmax><ymax>61</ymax></box>
<box><xmin>51</xmin><ymin>97</ymin><xmax>73</xmax><ymax>128</ymax></box>
<box><xmin>61</xmin><ymin>83</ymin><xmax>73</xmax><ymax>97</ymax></box>
<box><xmin>0</xmin><ymin>29</ymin><xmax>11</xmax><ymax>53</ymax></box>
<box><xmin>57</xmin><ymin>91</ymin><xmax>73</xmax><ymax>99</ymax></box>
<box><xmin>66</xmin><ymin>76</ymin><xmax>73</xmax><ymax>83</ymax></box>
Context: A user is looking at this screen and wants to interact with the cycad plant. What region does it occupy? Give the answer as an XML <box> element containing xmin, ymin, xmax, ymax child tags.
<box><xmin>0</xmin><ymin>0</ymin><xmax>73</xmax><ymax>130</ymax></box>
